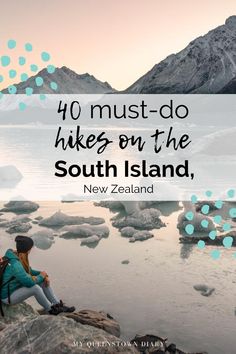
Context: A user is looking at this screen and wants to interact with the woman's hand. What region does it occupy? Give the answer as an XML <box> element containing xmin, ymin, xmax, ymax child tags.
<box><xmin>40</xmin><ymin>271</ymin><xmax>48</xmax><ymax>278</ymax></box>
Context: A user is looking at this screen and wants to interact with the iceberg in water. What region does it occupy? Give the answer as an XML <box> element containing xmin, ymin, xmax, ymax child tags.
<box><xmin>1</xmin><ymin>200</ymin><xmax>39</xmax><ymax>214</ymax></box>
<box><xmin>0</xmin><ymin>165</ymin><xmax>23</xmax><ymax>188</ymax></box>
<box><xmin>39</xmin><ymin>211</ymin><xmax>105</xmax><ymax>228</ymax></box>
<box><xmin>31</xmin><ymin>230</ymin><xmax>55</xmax><ymax>250</ymax></box>
<box><xmin>60</xmin><ymin>224</ymin><xmax>109</xmax><ymax>239</ymax></box>
<box><xmin>112</xmin><ymin>208</ymin><xmax>164</xmax><ymax>230</ymax></box>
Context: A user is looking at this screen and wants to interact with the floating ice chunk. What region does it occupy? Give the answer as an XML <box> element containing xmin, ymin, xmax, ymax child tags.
<box><xmin>112</xmin><ymin>208</ymin><xmax>164</xmax><ymax>230</ymax></box>
<box><xmin>1</xmin><ymin>201</ymin><xmax>39</xmax><ymax>214</ymax></box>
<box><xmin>35</xmin><ymin>216</ymin><xmax>43</xmax><ymax>221</ymax></box>
<box><xmin>0</xmin><ymin>220</ymin><xmax>32</xmax><ymax>234</ymax></box>
<box><xmin>39</xmin><ymin>211</ymin><xmax>105</xmax><ymax>227</ymax></box>
<box><xmin>120</xmin><ymin>227</ymin><xmax>136</xmax><ymax>237</ymax></box>
<box><xmin>60</xmin><ymin>224</ymin><xmax>109</xmax><ymax>239</ymax></box>
<box><xmin>6</xmin><ymin>222</ymin><xmax>32</xmax><ymax>234</ymax></box>
<box><xmin>0</xmin><ymin>165</ymin><xmax>22</xmax><ymax>188</ymax></box>
<box><xmin>120</xmin><ymin>202</ymin><xmax>140</xmax><ymax>215</ymax></box>
<box><xmin>95</xmin><ymin>201</ymin><xmax>124</xmax><ymax>211</ymax></box>
<box><xmin>80</xmin><ymin>235</ymin><xmax>100</xmax><ymax>246</ymax></box>
<box><xmin>61</xmin><ymin>194</ymin><xmax>81</xmax><ymax>203</ymax></box>
<box><xmin>31</xmin><ymin>230</ymin><xmax>55</xmax><ymax>250</ymax></box>
<box><xmin>129</xmin><ymin>230</ymin><xmax>154</xmax><ymax>243</ymax></box>
<box><xmin>139</xmin><ymin>201</ymin><xmax>181</xmax><ymax>216</ymax></box>
<box><xmin>95</xmin><ymin>201</ymin><xmax>140</xmax><ymax>215</ymax></box>
<box><xmin>12</xmin><ymin>215</ymin><xmax>32</xmax><ymax>223</ymax></box>
<box><xmin>139</xmin><ymin>201</ymin><xmax>158</xmax><ymax>209</ymax></box>
<box><xmin>195</xmin><ymin>201</ymin><xmax>218</xmax><ymax>213</ymax></box>
<box><xmin>178</xmin><ymin>203</ymin><xmax>215</xmax><ymax>233</ymax></box>
<box><xmin>0</xmin><ymin>215</ymin><xmax>32</xmax><ymax>234</ymax></box>
<box><xmin>121</xmin><ymin>259</ymin><xmax>130</xmax><ymax>264</ymax></box>
<box><xmin>193</xmin><ymin>284</ymin><xmax>215</xmax><ymax>297</ymax></box>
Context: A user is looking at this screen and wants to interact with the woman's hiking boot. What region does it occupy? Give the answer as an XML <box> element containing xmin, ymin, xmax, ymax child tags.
<box><xmin>57</xmin><ymin>300</ymin><xmax>75</xmax><ymax>313</ymax></box>
<box><xmin>48</xmin><ymin>304</ymin><xmax>64</xmax><ymax>315</ymax></box>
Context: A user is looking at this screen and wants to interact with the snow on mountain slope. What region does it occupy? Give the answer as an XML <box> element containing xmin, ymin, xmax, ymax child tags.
<box><xmin>126</xmin><ymin>16</ymin><xmax>236</xmax><ymax>94</ymax></box>
<box><xmin>3</xmin><ymin>66</ymin><xmax>116</xmax><ymax>94</ymax></box>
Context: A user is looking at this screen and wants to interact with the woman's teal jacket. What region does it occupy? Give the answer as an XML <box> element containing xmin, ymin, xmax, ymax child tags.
<box><xmin>1</xmin><ymin>249</ymin><xmax>44</xmax><ymax>300</ymax></box>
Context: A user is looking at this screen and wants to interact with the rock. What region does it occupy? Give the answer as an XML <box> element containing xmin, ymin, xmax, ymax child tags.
<box><xmin>35</xmin><ymin>216</ymin><xmax>43</xmax><ymax>221</ymax></box>
<box><xmin>177</xmin><ymin>212</ymin><xmax>215</xmax><ymax>234</ymax></box>
<box><xmin>80</xmin><ymin>235</ymin><xmax>101</xmax><ymax>246</ymax></box>
<box><xmin>1</xmin><ymin>200</ymin><xmax>39</xmax><ymax>214</ymax></box>
<box><xmin>120</xmin><ymin>227</ymin><xmax>136</xmax><ymax>237</ymax></box>
<box><xmin>195</xmin><ymin>201</ymin><xmax>218</xmax><ymax>213</ymax></box>
<box><xmin>112</xmin><ymin>209</ymin><xmax>164</xmax><ymax>230</ymax></box>
<box><xmin>0</xmin><ymin>302</ymin><xmax>38</xmax><ymax>331</ymax></box>
<box><xmin>131</xmin><ymin>334</ymin><xmax>168</xmax><ymax>353</ymax></box>
<box><xmin>121</xmin><ymin>259</ymin><xmax>130</xmax><ymax>264</ymax></box>
<box><xmin>166</xmin><ymin>343</ymin><xmax>177</xmax><ymax>353</ymax></box>
<box><xmin>129</xmin><ymin>231</ymin><xmax>154</xmax><ymax>243</ymax></box>
<box><xmin>179</xmin><ymin>232</ymin><xmax>236</xmax><ymax>246</ymax></box>
<box><xmin>39</xmin><ymin>210</ymin><xmax>104</xmax><ymax>227</ymax></box>
<box><xmin>130</xmin><ymin>334</ymin><xmax>206</xmax><ymax>353</ymax></box>
<box><xmin>62</xmin><ymin>309</ymin><xmax>121</xmax><ymax>337</ymax></box>
<box><xmin>193</xmin><ymin>284</ymin><xmax>215</xmax><ymax>297</ymax></box>
<box><xmin>31</xmin><ymin>230</ymin><xmax>55</xmax><ymax>250</ymax></box>
<box><xmin>0</xmin><ymin>315</ymin><xmax>138</xmax><ymax>353</ymax></box>
<box><xmin>60</xmin><ymin>224</ymin><xmax>109</xmax><ymax>239</ymax></box>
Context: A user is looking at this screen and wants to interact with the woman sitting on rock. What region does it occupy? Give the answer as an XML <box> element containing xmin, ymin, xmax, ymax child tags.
<box><xmin>1</xmin><ymin>236</ymin><xmax>75</xmax><ymax>315</ymax></box>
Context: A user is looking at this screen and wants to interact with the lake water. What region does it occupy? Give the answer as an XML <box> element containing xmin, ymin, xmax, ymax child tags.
<box><xmin>0</xmin><ymin>200</ymin><xmax>236</xmax><ymax>354</ymax></box>
<box><xmin>0</xmin><ymin>125</ymin><xmax>236</xmax><ymax>353</ymax></box>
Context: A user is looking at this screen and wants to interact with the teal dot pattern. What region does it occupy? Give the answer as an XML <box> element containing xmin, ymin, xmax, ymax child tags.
<box><xmin>211</xmin><ymin>249</ymin><xmax>220</xmax><ymax>260</ymax></box>
<box><xmin>1</xmin><ymin>56</ymin><xmax>11</xmax><ymax>67</ymax></box>
<box><xmin>0</xmin><ymin>39</ymin><xmax>58</xmax><ymax>110</ymax></box>
<box><xmin>50</xmin><ymin>82</ymin><xmax>58</xmax><ymax>91</ymax></box>
<box><xmin>41</xmin><ymin>52</ymin><xmax>50</xmax><ymax>62</ymax></box>
<box><xmin>35</xmin><ymin>76</ymin><xmax>44</xmax><ymax>87</ymax></box>
<box><xmin>19</xmin><ymin>56</ymin><xmax>26</xmax><ymax>66</ymax></box>
<box><xmin>9</xmin><ymin>69</ymin><xmax>17</xmax><ymax>79</ymax></box>
<box><xmin>187</xmin><ymin>189</ymin><xmax>236</xmax><ymax>259</ymax></box>
<box><xmin>185</xmin><ymin>224</ymin><xmax>194</xmax><ymax>235</ymax></box>
<box><xmin>30</xmin><ymin>64</ymin><xmax>38</xmax><ymax>72</ymax></box>
<box><xmin>7</xmin><ymin>39</ymin><xmax>16</xmax><ymax>49</ymax></box>
<box><xmin>25</xmin><ymin>43</ymin><xmax>33</xmax><ymax>52</ymax></box>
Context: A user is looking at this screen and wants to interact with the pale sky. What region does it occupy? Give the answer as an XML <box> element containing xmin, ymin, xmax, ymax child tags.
<box><xmin>0</xmin><ymin>0</ymin><xmax>236</xmax><ymax>90</ymax></box>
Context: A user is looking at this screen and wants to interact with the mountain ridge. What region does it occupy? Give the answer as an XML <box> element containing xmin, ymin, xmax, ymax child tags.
<box><xmin>3</xmin><ymin>66</ymin><xmax>116</xmax><ymax>94</ymax></box>
<box><xmin>3</xmin><ymin>16</ymin><xmax>236</xmax><ymax>94</ymax></box>
<box><xmin>125</xmin><ymin>15</ymin><xmax>236</xmax><ymax>94</ymax></box>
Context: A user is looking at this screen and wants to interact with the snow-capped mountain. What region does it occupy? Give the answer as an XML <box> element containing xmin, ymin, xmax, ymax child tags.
<box><xmin>4</xmin><ymin>66</ymin><xmax>116</xmax><ymax>94</ymax></box>
<box><xmin>219</xmin><ymin>77</ymin><xmax>236</xmax><ymax>93</ymax></box>
<box><xmin>126</xmin><ymin>16</ymin><xmax>236</xmax><ymax>93</ymax></box>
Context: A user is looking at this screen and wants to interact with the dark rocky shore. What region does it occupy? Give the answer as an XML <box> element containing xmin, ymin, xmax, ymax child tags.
<box><xmin>0</xmin><ymin>303</ymin><xmax>207</xmax><ymax>354</ymax></box>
